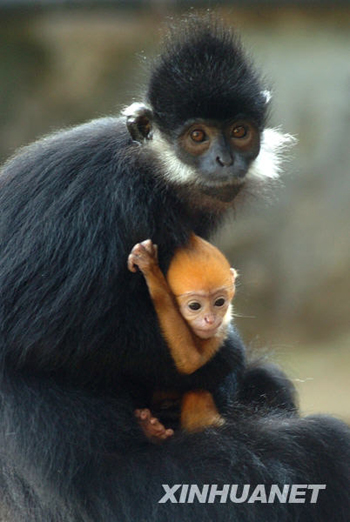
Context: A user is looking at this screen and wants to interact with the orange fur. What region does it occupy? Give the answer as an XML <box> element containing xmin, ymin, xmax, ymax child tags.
<box><xmin>128</xmin><ymin>234</ymin><xmax>236</xmax><ymax>432</ymax></box>
<box><xmin>181</xmin><ymin>390</ymin><xmax>225</xmax><ymax>432</ymax></box>
<box><xmin>167</xmin><ymin>234</ymin><xmax>234</xmax><ymax>295</ymax></box>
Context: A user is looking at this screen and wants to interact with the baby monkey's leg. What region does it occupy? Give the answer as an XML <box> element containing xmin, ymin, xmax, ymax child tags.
<box><xmin>180</xmin><ymin>390</ymin><xmax>225</xmax><ymax>432</ymax></box>
<box><xmin>135</xmin><ymin>408</ymin><xmax>174</xmax><ymax>443</ymax></box>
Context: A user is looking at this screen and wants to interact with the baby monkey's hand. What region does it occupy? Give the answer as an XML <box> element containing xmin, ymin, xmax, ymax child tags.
<box><xmin>127</xmin><ymin>239</ymin><xmax>158</xmax><ymax>274</ymax></box>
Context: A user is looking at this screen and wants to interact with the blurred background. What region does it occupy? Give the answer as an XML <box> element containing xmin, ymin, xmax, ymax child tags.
<box><xmin>0</xmin><ymin>0</ymin><xmax>349</xmax><ymax>420</ymax></box>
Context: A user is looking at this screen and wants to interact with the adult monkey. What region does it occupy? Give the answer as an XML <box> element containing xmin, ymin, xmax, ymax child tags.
<box><xmin>0</xmin><ymin>15</ymin><xmax>349</xmax><ymax>522</ymax></box>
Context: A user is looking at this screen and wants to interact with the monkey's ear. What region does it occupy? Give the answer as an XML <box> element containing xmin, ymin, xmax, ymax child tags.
<box><xmin>230</xmin><ymin>268</ymin><xmax>238</xmax><ymax>284</ymax></box>
<box><xmin>261</xmin><ymin>90</ymin><xmax>272</xmax><ymax>105</ymax></box>
<box><xmin>122</xmin><ymin>102</ymin><xmax>153</xmax><ymax>144</ymax></box>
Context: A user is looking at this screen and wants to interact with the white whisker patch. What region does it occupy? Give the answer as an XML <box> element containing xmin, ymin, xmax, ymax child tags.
<box><xmin>148</xmin><ymin>127</ymin><xmax>295</xmax><ymax>187</ymax></box>
<box><xmin>149</xmin><ymin>131</ymin><xmax>198</xmax><ymax>184</ymax></box>
<box><xmin>248</xmin><ymin>128</ymin><xmax>296</xmax><ymax>181</ymax></box>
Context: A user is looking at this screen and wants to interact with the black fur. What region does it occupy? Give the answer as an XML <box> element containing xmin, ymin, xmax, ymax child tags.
<box><xmin>0</xmin><ymin>17</ymin><xmax>349</xmax><ymax>522</ymax></box>
<box><xmin>147</xmin><ymin>17</ymin><xmax>267</xmax><ymax>135</ymax></box>
<box><xmin>238</xmin><ymin>362</ymin><xmax>299</xmax><ymax>413</ymax></box>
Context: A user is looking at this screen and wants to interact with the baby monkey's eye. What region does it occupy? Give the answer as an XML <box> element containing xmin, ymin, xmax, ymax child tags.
<box><xmin>214</xmin><ymin>298</ymin><xmax>226</xmax><ymax>307</ymax></box>
<box><xmin>188</xmin><ymin>302</ymin><xmax>201</xmax><ymax>311</ymax></box>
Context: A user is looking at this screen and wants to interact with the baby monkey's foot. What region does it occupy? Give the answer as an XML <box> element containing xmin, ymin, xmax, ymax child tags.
<box><xmin>135</xmin><ymin>408</ymin><xmax>174</xmax><ymax>443</ymax></box>
<box><xmin>127</xmin><ymin>239</ymin><xmax>158</xmax><ymax>274</ymax></box>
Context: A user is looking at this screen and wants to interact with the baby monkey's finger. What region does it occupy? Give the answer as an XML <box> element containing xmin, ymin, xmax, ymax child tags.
<box><xmin>140</xmin><ymin>239</ymin><xmax>155</xmax><ymax>255</ymax></box>
<box><xmin>153</xmin><ymin>243</ymin><xmax>158</xmax><ymax>260</ymax></box>
<box><xmin>127</xmin><ymin>253</ymin><xmax>138</xmax><ymax>272</ymax></box>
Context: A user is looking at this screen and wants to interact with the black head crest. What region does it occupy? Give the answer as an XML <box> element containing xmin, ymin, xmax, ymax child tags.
<box><xmin>147</xmin><ymin>16</ymin><xmax>267</xmax><ymax>135</ymax></box>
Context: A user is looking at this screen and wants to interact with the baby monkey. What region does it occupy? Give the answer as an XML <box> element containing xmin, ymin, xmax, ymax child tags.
<box><xmin>128</xmin><ymin>234</ymin><xmax>237</xmax><ymax>441</ymax></box>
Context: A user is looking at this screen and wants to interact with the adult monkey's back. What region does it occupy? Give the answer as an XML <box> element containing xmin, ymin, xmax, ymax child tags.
<box><xmin>0</xmin><ymin>15</ymin><xmax>349</xmax><ymax>522</ymax></box>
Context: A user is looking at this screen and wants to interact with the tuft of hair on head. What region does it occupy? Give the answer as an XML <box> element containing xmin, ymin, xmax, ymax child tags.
<box><xmin>166</xmin><ymin>234</ymin><xmax>233</xmax><ymax>295</ymax></box>
<box><xmin>146</xmin><ymin>14</ymin><xmax>268</xmax><ymax>136</ymax></box>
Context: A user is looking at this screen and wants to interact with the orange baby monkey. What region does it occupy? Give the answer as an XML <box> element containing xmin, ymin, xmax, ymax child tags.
<box><xmin>128</xmin><ymin>234</ymin><xmax>237</xmax><ymax>439</ymax></box>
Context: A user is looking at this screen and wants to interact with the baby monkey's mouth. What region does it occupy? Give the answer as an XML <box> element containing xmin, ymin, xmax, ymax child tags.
<box><xmin>194</xmin><ymin>323</ymin><xmax>222</xmax><ymax>339</ymax></box>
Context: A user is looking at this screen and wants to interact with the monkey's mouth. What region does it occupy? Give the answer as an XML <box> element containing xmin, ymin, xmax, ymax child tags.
<box><xmin>194</xmin><ymin>323</ymin><xmax>222</xmax><ymax>339</ymax></box>
<box><xmin>199</xmin><ymin>181</ymin><xmax>245</xmax><ymax>203</ymax></box>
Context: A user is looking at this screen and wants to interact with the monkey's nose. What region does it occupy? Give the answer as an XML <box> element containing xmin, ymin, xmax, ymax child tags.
<box><xmin>216</xmin><ymin>155</ymin><xmax>233</xmax><ymax>167</ymax></box>
<box><xmin>204</xmin><ymin>315</ymin><xmax>215</xmax><ymax>325</ymax></box>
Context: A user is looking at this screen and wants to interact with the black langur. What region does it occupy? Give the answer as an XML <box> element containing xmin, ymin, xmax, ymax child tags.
<box><xmin>0</xmin><ymin>15</ymin><xmax>349</xmax><ymax>522</ymax></box>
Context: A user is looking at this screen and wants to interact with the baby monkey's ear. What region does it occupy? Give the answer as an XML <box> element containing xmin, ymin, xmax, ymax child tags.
<box><xmin>230</xmin><ymin>268</ymin><xmax>238</xmax><ymax>284</ymax></box>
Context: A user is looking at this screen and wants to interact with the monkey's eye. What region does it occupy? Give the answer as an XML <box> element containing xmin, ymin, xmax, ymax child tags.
<box><xmin>231</xmin><ymin>125</ymin><xmax>248</xmax><ymax>139</ymax></box>
<box><xmin>190</xmin><ymin>129</ymin><xmax>206</xmax><ymax>143</ymax></box>
<box><xmin>214</xmin><ymin>298</ymin><xmax>226</xmax><ymax>307</ymax></box>
<box><xmin>188</xmin><ymin>302</ymin><xmax>201</xmax><ymax>311</ymax></box>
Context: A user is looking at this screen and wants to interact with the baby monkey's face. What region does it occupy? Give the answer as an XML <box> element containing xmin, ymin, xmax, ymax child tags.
<box><xmin>176</xmin><ymin>269</ymin><xmax>236</xmax><ymax>340</ymax></box>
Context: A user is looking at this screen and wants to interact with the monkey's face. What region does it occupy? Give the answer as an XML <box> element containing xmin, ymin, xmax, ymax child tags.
<box><xmin>125</xmin><ymin>103</ymin><xmax>291</xmax><ymax>207</ymax></box>
<box><xmin>157</xmin><ymin>118</ymin><xmax>262</xmax><ymax>204</ymax></box>
<box><xmin>176</xmin><ymin>284</ymin><xmax>235</xmax><ymax>340</ymax></box>
<box><xmin>176</xmin><ymin>119</ymin><xmax>260</xmax><ymax>183</ymax></box>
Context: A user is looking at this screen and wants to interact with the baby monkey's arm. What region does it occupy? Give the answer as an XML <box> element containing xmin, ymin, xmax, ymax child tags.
<box><xmin>128</xmin><ymin>240</ymin><xmax>213</xmax><ymax>374</ymax></box>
